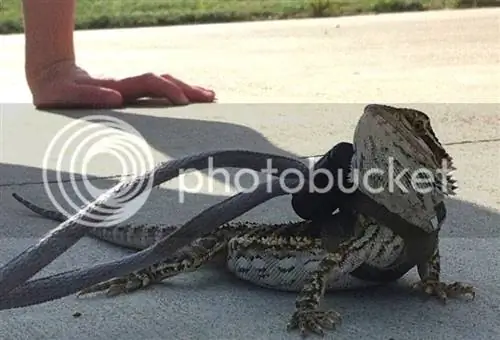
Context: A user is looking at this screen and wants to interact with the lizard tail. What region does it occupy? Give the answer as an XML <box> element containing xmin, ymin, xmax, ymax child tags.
<box><xmin>12</xmin><ymin>192</ymin><xmax>180</xmax><ymax>250</ymax></box>
<box><xmin>12</xmin><ymin>193</ymin><xmax>67</xmax><ymax>222</ymax></box>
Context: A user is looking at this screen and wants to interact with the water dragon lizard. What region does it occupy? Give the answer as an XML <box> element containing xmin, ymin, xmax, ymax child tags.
<box><xmin>11</xmin><ymin>104</ymin><xmax>474</xmax><ymax>337</ymax></box>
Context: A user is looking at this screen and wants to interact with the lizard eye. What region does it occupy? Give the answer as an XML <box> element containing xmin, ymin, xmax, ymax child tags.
<box><xmin>413</xmin><ymin>120</ymin><xmax>426</xmax><ymax>133</ymax></box>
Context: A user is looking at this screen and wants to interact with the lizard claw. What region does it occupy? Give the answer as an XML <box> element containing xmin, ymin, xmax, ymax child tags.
<box><xmin>287</xmin><ymin>309</ymin><xmax>342</xmax><ymax>337</ymax></box>
<box><xmin>77</xmin><ymin>272</ymin><xmax>154</xmax><ymax>297</ymax></box>
<box><xmin>412</xmin><ymin>279</ymin><xmax>475</xmax><ymax>304</ymax></box>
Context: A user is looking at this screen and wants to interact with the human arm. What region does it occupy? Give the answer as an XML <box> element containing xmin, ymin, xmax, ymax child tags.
<box><xmin>21</xmin><ymin>0</ymin><xmax>215</xmax><ymax>109</ymax></box>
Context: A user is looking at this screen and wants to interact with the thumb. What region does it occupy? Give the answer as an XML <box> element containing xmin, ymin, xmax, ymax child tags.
<box><xmin>35</xmin><ymin>84</ymin><xmax>123</xmax><ymax>109</ymax></box>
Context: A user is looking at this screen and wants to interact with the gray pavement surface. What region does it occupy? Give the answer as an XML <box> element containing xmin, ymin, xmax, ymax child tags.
<box><xmin>1</xmin><ymin>8</ymin><xmax>499</xmax><ymax>340</ymax></box>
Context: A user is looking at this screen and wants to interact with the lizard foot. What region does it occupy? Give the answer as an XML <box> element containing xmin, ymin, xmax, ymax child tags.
<box><xmin>286</xmin><ymin>309</ymin><xmax>342</xmax><ymax>337</ymax></box>
<box><xmin>77</xmin><ymin>271</ymin><xmax>154</xmax><ymax>297</ymax></box>
<box><xmin>412</xmin><ymin>279</ymin><xmax>475</xmax><ymax>303</ymax></box>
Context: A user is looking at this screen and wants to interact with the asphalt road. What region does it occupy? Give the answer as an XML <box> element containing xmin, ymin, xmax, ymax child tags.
<box><xmin>0</xmin><ymin>8</ymin><xmax>499</xmax><ymax>340</ymax></box>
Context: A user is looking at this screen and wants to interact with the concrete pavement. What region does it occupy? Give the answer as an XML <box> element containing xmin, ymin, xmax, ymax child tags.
<box><xmin>1</xmin><ymin>8</ymin><xmax>499</xmax><ymax>340</ymax></box>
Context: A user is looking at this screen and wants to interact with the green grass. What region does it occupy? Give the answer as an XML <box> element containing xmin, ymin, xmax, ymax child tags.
<box><xmin>0</xmin><ymin>0</ymin><xmax>495</xmax><ymax>34</ymax></box>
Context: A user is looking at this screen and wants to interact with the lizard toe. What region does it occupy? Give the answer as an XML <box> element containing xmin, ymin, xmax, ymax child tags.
<box><xmin>412</xmin><ymin>280</ymin><xmax>475</xmax><ymax>303</ymax></box>
<box><xmin>77</xmin><ymin>271</ymin><xmax>155</xmax><ymax>297</ymax></box>
<box><xmin>441</xmin><ymin>281</ymin><xmax>475</xmax><ymax>300</ymax></box>
<box><xmin>77</xmin><ymin>277</ymin><xmax>129</xmax><ymax>297</ymax></box>
<box><xmin>287</xmin><ymin>309</ymin><xmax>341</xmax><ymax>337</ymax></box>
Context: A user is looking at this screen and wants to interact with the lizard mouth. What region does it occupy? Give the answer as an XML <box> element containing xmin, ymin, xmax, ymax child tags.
<box><xmin>416</xmin><ymin>130</ymin><xmax>457</xmax><ymax>196</ymax></box>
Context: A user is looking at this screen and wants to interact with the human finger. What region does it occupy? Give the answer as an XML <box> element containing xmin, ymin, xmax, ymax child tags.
<box><xmin>161</xmin><ymin>74</ymin><xmax>216</xmax><ymax>102</ymax></box>
<box><xmin>98</xmin><ymin>73</ymin><xmax>190</xmax><ymax>105</ymax></box>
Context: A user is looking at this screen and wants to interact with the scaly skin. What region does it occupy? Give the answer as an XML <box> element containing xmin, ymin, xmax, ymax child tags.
<box><xmin>12</xmin><ymin>104</ymin><xmax>474</xmax><ymax>337</ymax></box>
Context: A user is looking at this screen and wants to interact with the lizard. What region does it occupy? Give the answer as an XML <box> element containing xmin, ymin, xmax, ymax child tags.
<box><xmin>11</xmin><ymin>104</ymin><xmax>475</xmax><ymax>337</ymax></box>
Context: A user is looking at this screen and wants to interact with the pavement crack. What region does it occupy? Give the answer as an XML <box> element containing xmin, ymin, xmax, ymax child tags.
<box><xmin>305</xmin><ymin>138</ymin><xmax>500</xmax><ymax>159</ymax></box>
<box><xmin>443</xmin><ymin>138</ymin><xmax>500</xmax><ymax>146</ymax></box>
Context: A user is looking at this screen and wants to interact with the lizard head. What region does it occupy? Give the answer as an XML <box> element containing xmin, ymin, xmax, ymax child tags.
<box><xmin>352</xmin><ymin>104</ymin><xmax>457</xmax><ymax>232</ymax></box>
<box><xmin>361</xmin><ymin>104</ymin><xmax>456</xmax><ymax>195</ymax></box>
<box><xmin>363</xmin><ymin>104</ymin><xmax>454</xmax><ymax>172</ymax></box>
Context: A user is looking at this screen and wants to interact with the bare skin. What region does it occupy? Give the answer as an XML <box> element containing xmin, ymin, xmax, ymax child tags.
<box><xmin>22</xmin><ymin>0</ymin><xmax>216</xmax><ymax>109</ymax></box>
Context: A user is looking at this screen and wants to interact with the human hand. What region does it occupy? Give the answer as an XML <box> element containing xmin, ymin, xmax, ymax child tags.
<box><xmin>27</xmin><ymin>60</ymin><xmax>216</xmax><ymax>109</ymax></box>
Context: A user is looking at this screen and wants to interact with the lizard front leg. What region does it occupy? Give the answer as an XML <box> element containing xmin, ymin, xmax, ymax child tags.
<box><xmin>287</xmin><ymin>223</ymin><xmax>382</xmax><ymax>337</ymax></box>
<box><xmin>412</xmin><ymin>248</ymin><xmax>475</xmax><ymax>303</ymax></box>
<box><xmin>77</xmin><ymin>223</ymin><xmax>252</xmax><ymax>297</ymax></box>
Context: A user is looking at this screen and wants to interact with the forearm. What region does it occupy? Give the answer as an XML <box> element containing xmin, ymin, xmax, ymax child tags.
<box><xmin>22</xmin><ymin>0</ymin><xmax>76</xmax><ymax>82</ymax></box>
